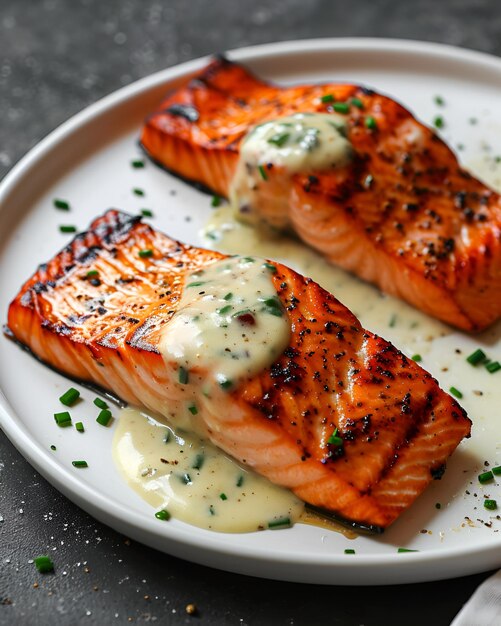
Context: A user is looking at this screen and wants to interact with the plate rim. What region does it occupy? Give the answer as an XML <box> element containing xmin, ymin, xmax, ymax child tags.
<box><xmin>2</xmin><ymin>37</ymin><xmax>501</xmax><ymax>584</ymax></box>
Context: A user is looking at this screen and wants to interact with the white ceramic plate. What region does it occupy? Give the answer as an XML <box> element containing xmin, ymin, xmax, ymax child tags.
<box><xmin>2</xmin><ymin>38</ymin><xmax>501</xmax><ymax>585</ymax></box>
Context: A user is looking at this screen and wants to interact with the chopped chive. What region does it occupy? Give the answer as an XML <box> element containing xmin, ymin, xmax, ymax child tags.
<box><xmin>435</xmin><ymin>502</ymin><xmax>442</xmax><ymax>509</ymax></box>
<box><xmin>328</xmin><ymin>427</ymin><xmax>343</xmax><ymax>447</ymax></box>
<box><xmin>181</xmin><ymin>473</ymin><xmax>192</xmax><ymax>484</ymax></box>
<box><xmin>211</xmin><ymin>195</ymin><xmax>222</xmax><ymax>207</ymax></box>
<box><xmin>59</xmin><ymin>225</ymin><xmax>77</xmax><ymax>233</ymax></box>
<box><xmin>34</xmin><ymin>555</ymin><xmax>54</xmax><ymax>573</ymax></box>
<box><xmin>258</xmin><ymin>164</ymin><xmax>268</xmax><ymax>181</ymax></box>
<box><xmin>50</xmin><ymin>445</ymin><xmax>57</xmax><ymax>451</ymax></box>
<box><xmin>268</xmin><ymin>517</ymin><xmax>291</xmax><ymax>530</ymax></box>
<box><xmin>486</xmin><ymin>361</ymin><xmax>501</xmax><ymax>373</ymax></box>
<box><xmin>241</xmin><ymin>256</ymin><xmax>255</xmax><ymax>263</ymax></box>
<box><xmin>219</xmin><ymin>493</ymin><xmax>228</xmax><ymax>501</ymax></box>
<box><xmin>217</xmin><ymin>305</ymin><xmax>233</xmax><ymax>315</ymax></box>
<box><xmin>267</xmin><ymin>132</ymin><xmax>290</xmax><ymax>147</ymax></box>
<box><xmin>333</xmin><ymin>102</ymin><xmax>349</xmax><ymax>114</ymax></box>
<box><xmin>389</xmin><ymin>313</ymin><xmax>397</xmax><ymax>327</ymax></box>
<box><xmin>163</xmin><ymin>430</ymin><xmax>171</xmax><ymax>443</ymax></box>
<box><xmin>75</xmin><ymin>422</ymin><xmax>85</xmax><ymax>433</ymax></box>
<box><xmin>133</xmin><ymin>187</ymin><xmax>145</xmax><ymax>196</ymax></box>
<box><xmin>188</xmin><ymin>404</ymin><xmax>198</xmax><ymax>415</ymax></box>
<box><xmin>155</xmin><ymin>509</ymin><xmax>171</xmax><ymax>521</ymax></box>
<box><xmin>433</xmin><ymin>116</ymin><xmax>445</xmax><ymax>129</ymax></box>
<box><xmin>344</xmin><ymin>548</ymin><xmax>356</xmax><ymax>554</ymax></box>
<box><xmin>397</xmin><ymin>548</ymin><xmax>418</xmax><ymax>553</ymax></box>
<box><xmin>209</xmin><ymin>505</ymin><xmax>215</xmax><ymax>516</ymax></box>
<box><xmin>223</xmin><ymin>292</ymin><xmax>233</xmax><ymax>301</ymax></box>
<box><xmin>219</xmin><ymin>377</ymin><xmax>233</xmax><ymax>390</ymax></box>
<box><xmin>86</xmin><ymin>270</ymin><xmax>99</xmax><ymax>278</ymax></box>
<box><xmin>484</xmin><ymin>499</ymin><xmax>497</xmax><ymax>510</ymax></box>
<box><xmin>54</xmin><ymin>411</ymin><xmax>72</xmax><ymax>427</ymax></box>
<box><xmin>365</xmin><ymin>116</ymin><xmax>378</xmax><ymax>130</ymax></box>
<box><xmin>351</xmin><ymin>97</ymin><xmax>364</xmax><ymax>109</ymax></box>
<box><xmin>96</xmin><ymin>408</ymin><xmax>112</xmax><ymax>426</ymax></box>
<box><xmin>263</xmin><ymin>262</ymin><xmax>277</xmax><ymax>273</ymax></box>
<box><xmin>53</xmin><ymin>199</ymin><xmax>70</xmax><ymax>210</ymax></box>
<box><xmin>186</xmin><ymin>281</ymin><xmax>205</xmax><ymax>287</ymax></box>
<box><xmin>492</xmin><ymin>466</ymin><xmax>501</xmax><ymax>476</ymax></box>
<box><xmin>449</xmin><ymin>386</ymin><xmax>463</xmax><ymax>399</ymax></box>
<box><xmin>178</xmin><ymin>366</ymin><xmax>189</xmax><ymax>385</ymax></box>
<box><xmin>93</xmin><ymin>397</ymin><xmax>108</xmax><ymax>410</ymax></box>
<box><xmin>59</xmin><ymin>387</ymin><xmax>80</xmax><ymax>407</ymax></box>
<box><xmin>411</xmin><ymin>354</ymin><xmax>422</xmax><ymax>362</ymax></box>
<box><xmin>236</xmin><ymin>475</ymin><xmax>244</xmax><ymax>487</ymax></box>
<box><xmin>479</xmin><ymin>470</ymin><xmax>494</xmax><ymax>484</ymax></box>
<box><xmin>140</xmin><ymin>208</ymin><xmax>154</xmax><ymax>217</ymax></box>
<box><xmin>262</xmin><ymin>296</ymin><xmax>283</xmax><ymax>317</ymax></box>
<box><xmin>72</xmin><ymin>460</ymin><xmax>88</xmax><ymax>468</ymax></box>
<box><xmin>434</xmin><ymin>95</ymin><xmax>445</xmax><ymax>106</ymax></box>
<box><xmin>321</xmin><ymin>94</ymin><xmax>335</xmax><ymax>103</ymax></box>
<box><xmin>131</xmin><ymin>159</ymin><xmax>145</xmax><ymax>168</ymax></box>
<box><xmin>192</xmin><ymin>454</ymin><xmax>204</xmax><ymax>470</ymax></box>
<box><xmin>138</xmin><ymin>248</ymin><xmax>153</xmax><ymax>258</ymax></box>
<box><xmin>466</xmin><ymin>349</ymin><xmax>487</xmax><ymax>365</ymax></box>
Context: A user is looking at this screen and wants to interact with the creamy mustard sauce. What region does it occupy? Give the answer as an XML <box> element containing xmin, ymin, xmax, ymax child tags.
<box><xmin>159</xmin><ymin>256</ymin><xmax>290</xmax><ymax>390</ymax></box>
<box><xmin>230</xmin><ymin>113</ymin><xmax>353</xmax><ymax>227</ymax></box>
<box><xmin>113</xmin><ymin>407</ymin><xmax>304</xmax><ymax>532</ymax></box>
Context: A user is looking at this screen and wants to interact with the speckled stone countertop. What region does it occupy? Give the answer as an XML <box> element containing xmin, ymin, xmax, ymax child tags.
<box><xmin>1</xmin><ymin>1</ymin><xmax>500</xmax><ymax>624</ymax></box>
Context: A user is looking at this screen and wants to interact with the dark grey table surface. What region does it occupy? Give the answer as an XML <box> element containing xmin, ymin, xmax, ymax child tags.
<box><xmin>1</xmin><ymin>1</ymin><xmax>500</xmax><ymax>624</ymax></box>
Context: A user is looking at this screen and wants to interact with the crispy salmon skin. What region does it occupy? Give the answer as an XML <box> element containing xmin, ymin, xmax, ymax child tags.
<box><xmin>5</xmin><ymin>210</ymin><xmax>470</xmax><ymax>530</ymax></box>
<box><xmin>141</xmin><ymin>56</ymin><xmax>501</xmax><ymax>332</ymax></box>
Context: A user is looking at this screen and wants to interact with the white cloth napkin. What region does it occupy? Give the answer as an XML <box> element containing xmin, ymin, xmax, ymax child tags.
<box><xmin>451</xmin><ymin>570</ymin><xmax>501</xmax><ymax>625</ymax></box>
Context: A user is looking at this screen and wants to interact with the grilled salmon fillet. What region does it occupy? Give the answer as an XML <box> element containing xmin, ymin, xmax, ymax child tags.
<box><xmin>141</xmin><ymin>55</ymin><xmax>501</xmax><ymax>332</ymax></box>
<box><xmin>5</xmin><ymin>210</ymin><xmax>471</xmax><ymax>530</ymax></box>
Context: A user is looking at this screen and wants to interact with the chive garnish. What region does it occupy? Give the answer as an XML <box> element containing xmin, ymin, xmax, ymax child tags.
<box><xmin>192</xmin><ymin>454</ymin><xmax>204</xmax><ymax>470</ymax></box>
<box><xmin>138</xmin><ymin>248</ymin><xmax>153</xmax><ymax>258</ymax></box>
<box><xmin>258</xmin><ymin>164</ymin><xmax>268</xmax><ymax>181</ymax></box>
<box><xmin>263</xmin><ymin>262</ymin><xmax>277</xmax><ymax>273</ymax></box>
<box><xmin>133</xmin><ymin>187</ymin><xmax>145</xmax><ymax>196</ymax></box>
<box><xmin>140</xmin><ymin>208</ymin><xmax>154</xmax><ymax>217</ymax></box>
<box><xmin>211</xmin><ymin>195</ymin><xmax>222</xmax><ymax>207</ymax></box>
<box><xmin>344</xmin><ymin>549</ymin><xmax>356</xmax><ymax>554</ymax></box>
<box><xmin>484</xmin><ymin>499</ymin><xmax>497</xmax><ymax>510</ymax></box>
<box><xmin>178</xmin><ymin>366</ymin><xmax>189</xmax><ymax>385</ymax></box>
<box><xmin>217</xmin><ymin>305</ymin><xmax>232</xmax><ymax>315</ymax></box>
<box><xmin>181</xmin><ymin>473</ymin><xmax>192</xmax><ymax>484</ymax></box>
<box><xmin>209</xmin><ymin>505</ymin><xmax>215</xmax><ymax>516</ymax></box>
<box><xmin>333</xmin><ymin>102</ymin><xmax>349</xmax><ymax>114</ymax></box>
<box><xmin>219</xmin><ymin>377</ymin><xmax>233</xmax><ymax>390</ymax></box>
<box><xmin>434</xmin><ymin>95</ymin><xmax>445</xmax><ymax>106</ymax></box>
<box><xmin>59</xmin><ymin>387</ymin><xmax>80</xmax><ymax>407</ymax></box>
<box><xmin>321</xmin><ymin>94</ymin><xmax>335</xmax><ymax>103</ymax></box>
<box><xmin>155</xmin><ymin>509</ymin><xmax>171</xmax><ymax>521</ymax></box>
<box><xmin>397</xmin><ymin>548</ymin><xmax>418</xmax><ymax>553</ymax></box>
<box><xmin>131</xmin><ymin>159</ymin><xmax>145</xmax><ymax>168</ymax></box>
<box><xmin>236</xmin><ymin>475</ymin><xmax>244</xmax><ymax>487</ymax></box>
<box><xmin>433</xmin><ymin>116</ymin><xmax>445</xmax><ymax>129</ymax></box>
<box><xmin>365</xmin><ymin>116</ymin><xmax>377</xmax><ymax>130</ymax></box>
<box><xmin>59</xmin><ymin>225</ymin><xmax>77</xmax><ymax>233</ymax></box>
<box><xmin>328</xmin><ymin>427</ymin><xmax>343</xmax><ymax>447</ymax></box>
<box><xmin>93</xmin><ymin>397</ymin><xmax>108</xmax><ymax>410</ymax></box>
<box><xmin>466</xmin><ymin>348</ymin><xmax>487</xmax><ymax>365</ymax></box>
<box><xmin>53</xmin><ymin>199</ymin><xmax>70</xmax><ymax>210</ymax></box>
<box><xmin>186</xmin><ymin>281</ymin><xmax>205</xmax><ymax>287</ymax></box>
<box><xmin>449</xmin><ymin>387</ymin><xmax>463</xmax><ymax>399</ymax></box>
<box><xmin>486</xmin><ymin>361</ymin><xmax>501</xmax><ymax>373</ymax></box>
<box><xmin>223</xmin><ymin>292</ymin><xmax>233</xmax><ymax>301</ymax></box>
<box><xmin>389</xmin><ymin>314</ymin><xmax>397</xmax><ymax>327</ymax></box>
<box><xmin>75</xmin><ymin>422</ymin><xmax>85</xmax><ymax>433</ymax></box>
<box><xmin>411</xmin><ymin>354</ymin><xmax>422</xmax><ymax>362</ymax></box>
<box><xmin>268</xmin><ymin>517</ymin><xmax>291</xmax><ymax>530</ymax></box>
<box><xmin>96</xmin><ymin>408</ymin><xmax>112</xmax><ymax>426</ymax></box>
<box><xmin>351</xmin><ymin>97</ymin><xmax>364</xmax><ymax>109</ymax></box>
<box><xmin>479</xmin><ymin>470</ymin><xmax>494</xmax><ymax>484</ymax></box>
<box><xmin>268</xmin><ymin>132</ymin><xmax>290</xmax><ymax>147</ymax></box>
<box><xmin>492</xmin><ymin>466</ymin><xmax>501</xmax><ymax>476</ymax></box>
<box><xmin>86</xmin><ymin>270</ymin><xmax>99</xmax><ymax>278</ymax></box>
<box><xmin>219</xmin><ymin>493</ymin><xmax>228</xmax><ymax>501</ymax></box>
<box><xmin>241</xmin><ymin>256</ymin><xmax>255</xmax><ymax>263</ymax></box>
<box><xmin>50</xmin><ymin>445</ymin><xmax>57</xmax><ymax>451</ymax></box>
<box><xmin>34</xmin><ymin>555</ymin><xmax>54</xmax><ymax>573</ymax></box>
<box><xmin>72</xmin><ymin>460</ymin><xmax>88</xmax><ymax>468</ymax></box>
<box><xmin>54</xmin><ymin>411</ymin><xmax>72</xmax><ymax>427</ymax></box>
<box><xmin>188</xmin><ymin>404</ymin><xmax>198</xmax><ymax>415</ymax></box>
<box><xmin>262</xmin><ymin>296</ymin><xmax>283</xmax><ymax>317</ymax></box>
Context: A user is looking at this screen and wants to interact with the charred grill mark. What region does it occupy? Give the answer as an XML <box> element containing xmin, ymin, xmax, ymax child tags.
<box><xmin>166</xmin><ymin>103</ymin><xmax>199</xmax><ymax>122</ymax></box>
